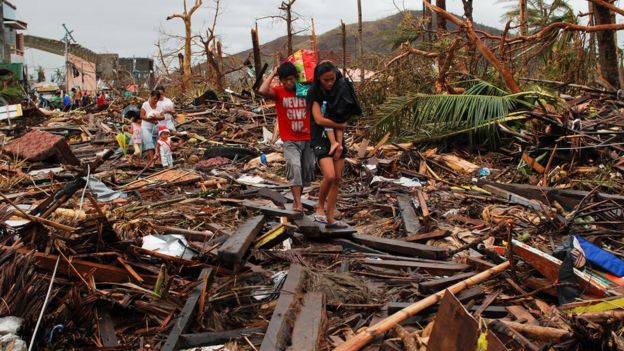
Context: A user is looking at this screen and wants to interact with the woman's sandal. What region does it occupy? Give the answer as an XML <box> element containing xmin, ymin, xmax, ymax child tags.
<box><xmin>325</xmin><ymin>220</ymin><xmax>348</xmax><ymax>229</ymax></box>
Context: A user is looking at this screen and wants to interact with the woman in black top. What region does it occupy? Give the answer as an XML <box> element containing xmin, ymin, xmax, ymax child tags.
<box><xmin>306</xmin><ymin>61</ymin><xmax>355</xmax><ymax>228</ymax></box>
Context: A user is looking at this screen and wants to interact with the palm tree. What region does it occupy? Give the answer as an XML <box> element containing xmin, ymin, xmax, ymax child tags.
<box><xmin>370</xmin><ymin>80</ymin><xmax>558</xmax><ymax>145</ymax></box>
<box><xmin>499</xmin><ymin>0</ymin><xmax>594</xmax><ymax>83</ymax></box>
<box><xmin>500</xmin><ymin>0</ymin><xmax>576</xmax><ymax>34</ymax></box>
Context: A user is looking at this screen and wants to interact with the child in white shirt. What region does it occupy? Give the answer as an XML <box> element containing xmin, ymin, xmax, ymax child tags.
<box><xmin>156</xmin><ymin>126</ymin><xmax>173</xmax><ymax>168</ymax></box>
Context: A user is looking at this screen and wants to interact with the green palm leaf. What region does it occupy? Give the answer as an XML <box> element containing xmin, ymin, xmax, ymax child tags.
<box><xmin>370</xmin><ymin>81</ymin><xmax>552</xmax><ymax>145</ymax></box>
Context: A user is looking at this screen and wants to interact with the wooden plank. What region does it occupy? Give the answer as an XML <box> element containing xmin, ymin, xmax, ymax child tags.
<box><xmin>218</xmin><ymin>215</ymin><xmax>266</xmax><ymax>264</ymax></box>
<box><xmin>242</xmin><ymin>188</ymin><xmax>288</xmax><ymax>205</ymax></box>
<box><xmin>427</xmin><ymin>291</ymin><xmax>507</xmax><ymax>351</ymax></box>
<box><xmin>242</xmin><ymin>200</ymin><xmax>303</xmax><ymax>219</ymax></box>
<box><xmin>260</xmin><ymin>264</ymin><xmax>307</xmax><ymax>351</ymax></box>
<box><xmin>318</xmin><ymin>223</ymin><xmax>356</xmax><ymax>236</ymax></box>
<box><xmin>333</xmin><ymin>239</ymin><xmax>386</xmax><ymax>254</ymax></box>
<box><xmin>416</xmin><ymin>190</ymin><xmax>430</xmax><ymax>218</ymax></box>
<box><xmin>357</xmin><ymin>139</ymin><xmax>369</xmax><ymax>159</ymax></box>
<box><xmin>506</xmin><ymin>305</ymin><xmax>539</xmax><ymax>325</ymax></box>
<box><xmin>456</xmin><ymin>286</ymin><xmax>485</xmax><ymax>302</ymax></box>
<box><xmin>386</xmin><ymin>302</ymin><xmax>509</xmax><ymax>319</ymax></box>
<box><xmin>466</xmin><ymin>255</ymin><xmax>497</xmax><ymax>271</ymax></box>
<box><xmin>351</xmin><ymin>234</ymin><xmax>447</xmax><ymax>259</ymax></box>
<box><xmin>405</xmin><ymin>229</ymin><xmax>449</xmax><ymax>242</ymax></box>
<box><xmin>396</xmin><ymin>195</ymin><xmax>421</xmax><ymax>235</ymax></box>
<box><xmin>180</xmin><ymin>327</ymin><xmax>265</xmax><ymax>348</ymax></box>
<box><xmin>419</xmin><ymin>272</ymin><xmax>477</xmax><ymax>294</ymax></box>
<box><xmin>294</xmin><ymin>216</ymin><xmax>321</xmax><ymax>236</ymax></box>
<box><xmin>291</xmin><ymin>292</ymin><xmax>326</xmax><ymax>351</ymax></box>
<box><xmin>254</xmin><ymin>224</ymin><xmax>290</xmax><ymax>250</ymax></box>
<box><xmin>162</xmin><ymin>268</ymin><xmax>214</xmax><ymax>351</ymax></box>
<box><xmin>283</xmin><ymin>193</ymin><xmax>316</xmax><ymax>210</ymax></box>
<box><xmin>97</xmin><ymin>308</ymin><xmax>119</xmax><ymax>347</ymax></box>
<box><xmin>521</xmin><ymin>152</ymin><xmax>545</xmax><ymax>174</ymax></box>
<box><xmin>361</xmin><ymin>258</ymin><xmax>469</xmax><ymax>276</ymax></box>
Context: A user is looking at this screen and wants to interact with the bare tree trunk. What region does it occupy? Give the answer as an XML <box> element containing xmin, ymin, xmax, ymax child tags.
<box><xmin>357</xmin><ymin>0</ymin><xmax>364</xmax><ymax>82</ymax></box>
<box><xmin>423</xmin><ymin>0</ymin><xmax>433</xmax><ymax>43</ymax></box>
<box><xmin>435</xmin><ymin>0</ymin><xmax>447</xmax><ymax>33</ymax></box>
<box><xmin>216</xmin><ymin>40</ymin><xmax>224</xmax><ymax>90</ymax></box>
<box><xmin>593</xmin><ymin>1</ymin><xmax>620</xmax><ymax>89</ymax></box>
<box><xmin>310</xmin><ymin>18</ymin><xmax>318</xmax><ymax>53</ymax></box>
<box><xmin>279</xmin><ymin>1</ymin><xmax>296</xmax><ymax>56</ymax></box>
<box><xmin>519</xmin><ymin>0</ymin><xmax>528</xmax><ymax>36</ymax></box>
<box><xmin>167</xmin><ymin>0</ymin><xmax>203</xmax><ymax>92</ymax></box>
<box><xmin>461</xmin><ymin>0</ymin><xmax>475</xmax><ymax>72</ymax></box>
<box><xmin>251</xmin><ymin>28</ymin><xmax>262</xmax><ymax>74</ymax></box>
<box><xmin>341</xmin><ymin>20</ymin><xmax>347</xmax><ymax>75</ymax></box>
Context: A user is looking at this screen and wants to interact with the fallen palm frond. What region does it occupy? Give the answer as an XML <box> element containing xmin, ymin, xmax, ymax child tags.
<box><xmin>370</xmin><ymin>80</ymin><xmax>557</xmax><ymax>145</ymax></box>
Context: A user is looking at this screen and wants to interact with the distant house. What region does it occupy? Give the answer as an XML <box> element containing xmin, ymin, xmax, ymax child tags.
<box><xmin>1</xmin><ymin>1</ymin><xmax>27</xmax><ymax>64</ymax></box>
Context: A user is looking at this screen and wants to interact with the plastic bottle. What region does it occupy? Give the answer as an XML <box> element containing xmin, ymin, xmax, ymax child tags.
<box><xmin>321</xmin><ymin>101</ymin><xmax>327</xmax><ymax>116</ymax></box>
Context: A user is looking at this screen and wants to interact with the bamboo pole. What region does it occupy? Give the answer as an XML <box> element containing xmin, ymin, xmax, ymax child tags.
<box><xmin>497</xmin><ymin>320</ymin><xmax>571</xmax><ymax>342</ymax></box>
<box><xmin>334</xmin><ymin>261</ymin><xmax>511</xmax><ymax>351</ymax></box>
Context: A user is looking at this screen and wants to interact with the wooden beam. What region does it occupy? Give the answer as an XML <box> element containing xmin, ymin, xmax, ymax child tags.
<box><xmin>333</xmin><ymin>239</ymin><xmax>386</xmax><ymax>254</ymax></box>
<box><xmin>396</xmin><ymin>195</ymin><xmax>421</xmax><ymax>235</ymax></box>
<box><xmin>218</xmin><ymin>215</ymin><xmax>266</xmax><ymax>264</ymax></box>
<box><xmin>97</xmin><ymin>308</ymin><xmax>119</xmax><ymax>347</ymax></box>
<box><xmin>351</xmin><ymin>234</ymin><xmax>447</xmax><ymax>259</ymax></box>
<box><xmin>291</xmin><ymin>292</ymin><xmax>326</xmax><ymax>351</ymax></box>
<box><xmin>181</xmin><ymin>327</ymin><xmax>265</xmax><ymax>348</ymax></box>
<box><xmin>416</xmin><ymin>190</ymin><xmax>430</xmax><ymax>218</ymax></box>
<box><xmin>260</xmin><ymin>264</ymin><xmax>307</xmax><ymax>351</ymax></box>
<box><xmin>419</xmin><ymin>272</ymin><xmax>477</xmax><ymax>293</ymax></box>
<box><xmin>242</xmin><ymin>200</ymin><xmax>303</xmax><ymax>219</ymax></box>
<box><xmin>283</xmin><ymin>193</ymin><xmax>316</xmax><ymax>209</ymax></box>
<box><xmin>162</xmin><ymin>268</ymin><xmax>214</xmax><ymax>351</ymax></box>
<box><xmin>242</xmin><ymin>188</ymin><xmax>288</xmax><ymax>205</ymax></box>
<box><xmin>386</xmin><ymin>302</ymin><xmax>509</xmax><ymax>319</ymax></box>
<box><xmin>405</xmin><ymin>229</ymin><xmax>449</xmax><ymax>242</ymax></box>
<box><xmin>361</xmin><ymin>258</ymin><xmax>469</xmax><ymax>276</ymax></box>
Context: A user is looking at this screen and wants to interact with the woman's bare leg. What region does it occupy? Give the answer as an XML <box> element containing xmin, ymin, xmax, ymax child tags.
<box><xmin>316</xmin><ymin>157</ymin><xmax>335</xmax><ymax>216</ymax></box>
<box><xmin>326</xmin><ymin>159</ymin><xmax>344</xmax><ymax>223</ymax></box>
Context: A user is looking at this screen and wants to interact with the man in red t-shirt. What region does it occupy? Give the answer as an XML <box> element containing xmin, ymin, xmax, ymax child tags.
<box><xmin>258</xmin><ymin>62</ymin><xmax>314</xmax><ymax>212</ymax></box>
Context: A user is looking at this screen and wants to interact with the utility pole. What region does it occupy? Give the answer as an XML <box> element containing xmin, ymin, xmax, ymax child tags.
<box><xmin>61</xmin><ymin>24</ymin><xmax>76</xmax><ymax>93</ymax></box>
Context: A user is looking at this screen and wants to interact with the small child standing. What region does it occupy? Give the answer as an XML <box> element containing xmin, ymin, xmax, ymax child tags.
<box><xmin>130</xmin><ymin>115</ymin><xmax>142</xmax><ymax>163</ymax></box>
<box><xmin>156</xmin><ymin>126</ymin><xmax>173</xmax><ymax>168</ymax></box>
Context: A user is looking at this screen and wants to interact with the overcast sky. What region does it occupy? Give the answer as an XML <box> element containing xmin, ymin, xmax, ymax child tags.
<box><xmin>16</xmin><ymin>0</ymin><xmax>592</xmax><ymax>80</ymax></box>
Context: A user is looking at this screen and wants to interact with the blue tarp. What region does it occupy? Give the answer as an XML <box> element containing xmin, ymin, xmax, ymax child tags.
<box><xmin>576</xmin><ymin>235</ymin><xmax>624</xmax><ymax>277</ymax></box>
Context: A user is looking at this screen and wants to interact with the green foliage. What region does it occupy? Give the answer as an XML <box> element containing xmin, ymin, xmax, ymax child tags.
<box><xmin>370</xmin><ymin>80</ymin><xmax>555</xmax><ymax>146</ymax></box>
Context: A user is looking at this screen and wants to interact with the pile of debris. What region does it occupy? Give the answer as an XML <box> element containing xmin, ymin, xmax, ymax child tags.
<box><xmin>1</xmin><ymin>90</ymin><xmax>624</xmax><ymax>351</ymax></box>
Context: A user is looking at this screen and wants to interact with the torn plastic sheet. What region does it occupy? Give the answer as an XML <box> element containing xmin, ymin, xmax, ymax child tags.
<box><xmin>84</xmin><ymin>176</ymin><xmax>125</xmax><ymax>202</ymax></box>
<box><xmin>236</xmin><ymin>175</ymin><xmax>281</xmax><ymax>188</ymax></box>
<box><xmin>370</xmin><ymin>176</ymin><xmax>423</xmax><ymax>188</ymax></box>
<box><xmin>28</xmin><ymin>167</ymin><xmax>64</xmax><ymax>177</ymax></box>
<box><xmin>182</xmin><ymin>346</ymin><xmax>231</xmax><ymax>351</ymax></box>
<box><xmin>142</xmin><ymin>234</ymin><xmax>198</xmax><ymax>260</ymax></box>
<box><xmin>0</xmin><ymin>316</ymin><xmax>23</xmax><ymax>335</ymax></box>
<box><xmin>4</xmin><ymin>205</ymin><xmax>32</xmax><ymax>227</ymax></box>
